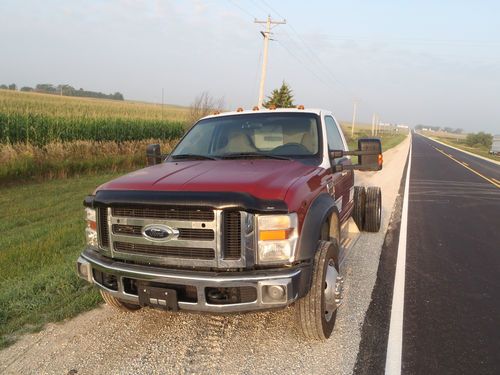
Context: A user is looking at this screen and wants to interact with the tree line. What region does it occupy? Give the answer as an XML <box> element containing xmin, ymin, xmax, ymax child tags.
<box><xmin>0</xmin><ymin>83</ymin><xmax>124</xmax><ymax>101</ymax></box>
<box><xmin>415</xmin><ymin>124</ymin><xmax>464</xmax><ymax>134</ymax></box>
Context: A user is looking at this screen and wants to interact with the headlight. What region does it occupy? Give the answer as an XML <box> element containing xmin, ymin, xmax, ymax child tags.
<box><xmin>257</xmin><ymin>213</ymin><xmax>298</xmax><ymax>264</ymax></box>
<box><xmin>85</xmin><ymin>207</ymin><xmax>98</xmax><ymax>247</ymax></box>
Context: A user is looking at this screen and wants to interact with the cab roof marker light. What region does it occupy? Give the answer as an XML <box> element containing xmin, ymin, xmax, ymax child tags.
<box><xmin>252</xmin><ymin>106</ymin><xmax>259</xmax><ymax>111</ymax></box>
<box><xmin>297</xmin><ymin>105</ymin><xmax>305</xmax><ymax>110</ymax></box>
<box><xmin>236</xmin><ymin>107</ymin><xmax>244</xmax><ymax>112</ymax></box>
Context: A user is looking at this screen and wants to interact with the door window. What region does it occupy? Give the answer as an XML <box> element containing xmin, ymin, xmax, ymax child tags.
<box><xmin>325</xmin><ymin>116</ymin><xmax>345</xmax><ymax>151</ymax></box>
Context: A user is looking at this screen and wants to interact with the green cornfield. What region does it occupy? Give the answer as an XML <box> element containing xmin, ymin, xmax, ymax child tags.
<box><xmin>0</xmin><ymin>90</ymin><xmax>187</xmax><ymax>146</ymax></box>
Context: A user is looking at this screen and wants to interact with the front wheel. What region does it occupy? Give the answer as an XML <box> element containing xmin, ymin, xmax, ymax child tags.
<box><xmin>296</xmin><ymin>241</ymin><xmax>342</xmax><ymax>340</ymax></box>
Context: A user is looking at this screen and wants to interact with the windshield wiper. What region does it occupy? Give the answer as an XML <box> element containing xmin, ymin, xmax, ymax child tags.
<box><xmin>219</xmin><ymin>152</ymin><xmax>291</xmax><ymax>160</ymax></box>
<box><xmin>171</xmin><ymin>154</ymin><xmax>218</xmax><ymax>161</ymax></box>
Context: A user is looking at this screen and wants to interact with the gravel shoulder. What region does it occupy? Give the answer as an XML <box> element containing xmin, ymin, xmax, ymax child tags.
<box><xmin>0</xmin><ymin>137</ymin><xmax>410</xmax><ymax>375</ymax></box>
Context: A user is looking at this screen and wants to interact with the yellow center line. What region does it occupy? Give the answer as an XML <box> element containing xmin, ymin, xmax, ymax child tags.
<box><xmin>493</xmin><ymin>178</ymin><xmax>500</xmax><ymax>185</ymax></box>
<box><xmin>433</xmin><ymin>146</ymin><xmax>500</xmax><ymax>188</ymax></box>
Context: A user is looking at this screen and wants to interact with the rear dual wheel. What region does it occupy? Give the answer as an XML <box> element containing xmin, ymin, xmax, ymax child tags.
<box><xmin>364</xmin><ymin>186</ymin><xmax>382</xmax><ymax>232</ymax></box>
<box><xmin>353</xmin><ymin>186</ymin><xmax>382</xmax><ymax>232</ymax></box>
<box><xmin>353</xmin><ymin>186</ymin><xmax>366</xmax><ymax>230</ymax></box>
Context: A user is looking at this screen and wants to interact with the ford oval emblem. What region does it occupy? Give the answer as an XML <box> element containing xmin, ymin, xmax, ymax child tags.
<box><xmin>142</xmin><ymin>224</ymin><xmax>179</xmax><ymax>242</ymax></box>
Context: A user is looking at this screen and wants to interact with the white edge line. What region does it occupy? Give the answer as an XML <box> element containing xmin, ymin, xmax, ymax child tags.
<box><xmin>419</xmin><ymin>133</ymin><xmax>500</xmax><ymax>166</ymax></box>
<box><xmin>385</xmin><ymin>133</ymin><xmax>412</xmax><ymax>375</ymax></box>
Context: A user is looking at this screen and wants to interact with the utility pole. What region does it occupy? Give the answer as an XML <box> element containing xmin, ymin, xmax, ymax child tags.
<box><xmin>371</xmin><ymin>113</ymin><xmax>376</xmax><ymax>136</ymax></box>
<box><xmin>161</xmin><ymin>88</ymin><xmax>164</xmax><ymax>120</ymax></box>
<box><xmin>255</xmin><ymin>15</ymin><xmax>286</xmax><ymax>108</ymax></box>
<box><xmin>351</xmin><ymin>100</ymin><xmax>358</xmax><ymax>138</ymax></box>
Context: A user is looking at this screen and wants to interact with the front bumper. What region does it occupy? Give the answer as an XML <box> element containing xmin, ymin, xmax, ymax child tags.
<box><xmin>77</xmin><ymin>248</ymin><xmax>311</xmax><ymax>313</ymax></box>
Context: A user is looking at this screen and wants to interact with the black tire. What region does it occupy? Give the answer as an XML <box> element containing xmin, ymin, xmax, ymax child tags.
<box><xmin>353</xmin><ymin>186</ymin><xmax>366</xmax><ymax>231</ymax></box>
<box><xmin>364</xmin><ymin>186</ymin><xmax>382</xmax><ymax>232</ymax></box>
<box><xmin>100</xmin><ymin>290</ymin><xmax>141</xmax><ymax>312</ymax></box>
<box><xmin>296</xmin><ymin>240</ymin><xmax>340</xmax><ymax>340</ymax></box>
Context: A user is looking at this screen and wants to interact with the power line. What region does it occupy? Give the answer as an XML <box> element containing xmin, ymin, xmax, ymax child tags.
<box><xmin>274</xmin><ymin>39</ymin><xmax>340</xmax><ymax>94</ymax></box>
<box><xmin>325</xmin><ymin>36</ymin><xmax>500</xmax><ymax>46</ymax></box>
<box><xmin>259</xmin><ymin>0</ymin><xmax>285</xmax><ymax>19</ymax></box>
<box><xmin>226</xmin><ymin>0</ymin><xmax>256</xmax><ymax>19</ymax></box>
<box><xmin>257</xmin><ymin>0</ymin><xmax>381</xmax><ymax>117</ymax></box>
<box><xmin>258</xmin><ymin>1</ymin><xmax>360</xmax><ymax>99</ymax></box>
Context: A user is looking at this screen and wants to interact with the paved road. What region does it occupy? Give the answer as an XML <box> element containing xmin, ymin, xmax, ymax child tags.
<box><xmin>2</xmin><ymin>134</ymin><xmax>498</xmax><ymax>375</ymax></box>
<box><xmin>403</xmin><ymin>134</ymin><xmax>500</xmax><ymax>374</ymax></box>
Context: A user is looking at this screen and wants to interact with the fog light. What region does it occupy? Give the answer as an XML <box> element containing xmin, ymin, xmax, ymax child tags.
<box><xmin>261</xmin><ymin>284</ymin><xmax>287</xmax><ymax>304</ymax></box>
<box><xmin>267</xmin><ymin>285</ymin><xmax>285</xmax><ymax>300</ymax></box>
<box><xmin>76</xmin><ymin>260</ymin><xmax>92</xmax><ymax>282</ymax></box>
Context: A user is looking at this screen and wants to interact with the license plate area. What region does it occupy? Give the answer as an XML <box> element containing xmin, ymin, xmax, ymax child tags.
<box><xmin>137</xmin><ymin>282</ymin><xmax>179</xmax><ymax>311</ymax></box>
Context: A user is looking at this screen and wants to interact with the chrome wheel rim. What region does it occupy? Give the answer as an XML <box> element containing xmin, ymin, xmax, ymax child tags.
<box><xmin>324</xmin><ymin>259</ymin><xmax>338</xmax><ymax>322</ymax></box>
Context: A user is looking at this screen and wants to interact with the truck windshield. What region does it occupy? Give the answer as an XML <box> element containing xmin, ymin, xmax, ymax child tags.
<box><xmin>171</xmin><ymin>112</ymin><xmax>320</xmax><ymax>159</ymax></box>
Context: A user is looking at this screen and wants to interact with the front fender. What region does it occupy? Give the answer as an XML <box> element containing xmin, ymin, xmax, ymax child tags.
<box><xmin>295</xmin><ymin>193</ymin><xmax>340</xmax><ymax>262</ymax></box>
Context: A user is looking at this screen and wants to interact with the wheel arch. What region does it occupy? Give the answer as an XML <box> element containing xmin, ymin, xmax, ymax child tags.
<box><xmin>295</xmin><ymin>193</ymin><xmax>341</xmax><ymax>263</ymax></box>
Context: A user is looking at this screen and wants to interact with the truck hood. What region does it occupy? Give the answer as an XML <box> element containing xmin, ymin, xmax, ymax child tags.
<box><xmin>97</xmin><ymin>159</ymin><xmax>320</xmax><ymax>201</ymax></box>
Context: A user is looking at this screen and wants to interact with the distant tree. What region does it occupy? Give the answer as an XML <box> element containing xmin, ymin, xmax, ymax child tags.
<box><xmin>452</xmin><ymin>128</ymin><xmax>463</xmax><ymax>134</ymax></box>
<box><xmin>264</xmin><ymin>81</ymin><xmax>295</xmax><ymax>108</ymax></box>
<box><xmin>444</xmin><ymin>127</ymin><xmax>454</xmax><ymax>133</ymax></box>
<box><xmin>20</xmin><ymin>86</ymin><xmax>34</xmax><ymax>92</ymax></box>
<box><xmin>8</xmin><ymin>83</ymin><xmax>16</xmax><ymax>90</ymax></box>
<box><xmin>112</xmin><ymin>92</ymin><xmax>124</xmax><ymax>100</ymax></box>
<box><xmin>187</xmin><ymin>91</ymin><xmax>225</xmax><ymax>128</ymax></box>
<box><xmin>57</xmin><ymin>84</ymin><xmax>75</xmax><ymax>95</ymax></box>
<box><xmin>36</xmin><ymin>83</ymin><xmax>57</xmax><ymax>93</ymax></box>
<box><xmin>465</xmin><ymin>132</ymin><xmax>493</xmax><ymax>148</ymax></box>
<box><xmin>31</xmin><ymin>83</ymin><xmax>124</xmax><ymax>100</ymax></box>
<box><xmin>0</xmin><ymin>84</ymin><xmax>8</xmax><ymax>90</ymax></box>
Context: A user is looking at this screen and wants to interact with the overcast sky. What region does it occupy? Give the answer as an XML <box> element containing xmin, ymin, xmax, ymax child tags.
<box><xmin>1</xmin><ymin>0</ymin><xmax>499</xmax><ymax>133</ymax></box>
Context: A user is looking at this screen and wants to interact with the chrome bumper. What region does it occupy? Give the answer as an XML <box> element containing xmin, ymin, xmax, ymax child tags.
<box><xmin>77</xmin><ymin>249</ymin><xmax>309</xmax><ymax>313</ymax></box>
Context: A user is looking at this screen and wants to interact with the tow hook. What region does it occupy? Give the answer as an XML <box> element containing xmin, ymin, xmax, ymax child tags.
<box><xmin>334</xmin><ymin>276</ymin><xmax>344</xmax><ymax>307</ymax></box>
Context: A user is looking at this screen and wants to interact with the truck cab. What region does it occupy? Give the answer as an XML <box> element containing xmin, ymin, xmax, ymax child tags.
<box><xmin>77</xmin><ymin>108</ymin><xmax>382</xmax><ymax>339</ymax></box>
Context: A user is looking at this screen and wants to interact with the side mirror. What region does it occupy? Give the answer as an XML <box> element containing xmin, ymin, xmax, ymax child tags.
<box><xmin>146</xmin><ymin>144</ymin><xmax>162</xmax><ymax>166</ymax></box>
<box><xmin>330</xmin><ymin>138</ymin><xmax>383</xmax><ymax>172</ymax></box>
<box><xmin>358</xmin><ymin>138</ymin><xmax>383</xmax><ymax>171</ymax></box>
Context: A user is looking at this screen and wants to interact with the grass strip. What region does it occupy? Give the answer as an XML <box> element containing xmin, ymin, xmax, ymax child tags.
<box><xmin>0</xmin><ymin>173</ymin><xmax>120</xmax><ymax>348</ymax></box>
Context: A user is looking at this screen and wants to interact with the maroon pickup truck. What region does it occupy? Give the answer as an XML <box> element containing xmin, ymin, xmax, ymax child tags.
<box><xmin>77</xmin><ymin>108</ymin><xmax>382</xmax><ymax>340</ymax></box>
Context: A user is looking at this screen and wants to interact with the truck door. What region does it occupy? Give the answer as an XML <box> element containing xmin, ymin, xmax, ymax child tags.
<box><xmin>324</xmin><ymin>116</ymin><xmax>354</xmax><ymax>220</ymax></box>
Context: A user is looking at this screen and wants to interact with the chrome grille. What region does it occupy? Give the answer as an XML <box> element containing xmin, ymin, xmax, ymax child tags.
<box><xmin>98</xmin><ymin>208</ymin><xmax>110</xmax><ymax>248</ymax></box>
<box><xmin>223</xmin><ymin>211</ymin><xmax>242</xmax><ymax>260</ymax></box>
<box><xmin>114</xmin><ymin>242</ymin><xmax>215</xmax><ymax>259</ymax></box>
<box><xmin>112</xmin><ymin>207</ymin><xmax>214</xmax><ymax>221</ymax></box>
<box><xmin>97</xmin><ymin>206</ymin><xmax>247</xmax><ymax>268</ymax></box>
<box><xmin>112</xmin><ymin>224</ymin><xmax>215</xmax><ymax>241</ymax></box>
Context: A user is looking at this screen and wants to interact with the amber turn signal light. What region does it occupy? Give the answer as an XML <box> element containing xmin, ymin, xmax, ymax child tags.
<box><xmin>259</xmin><ymin>229</ymin><xmax>293</xmax><ymax>241</ymax></box>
